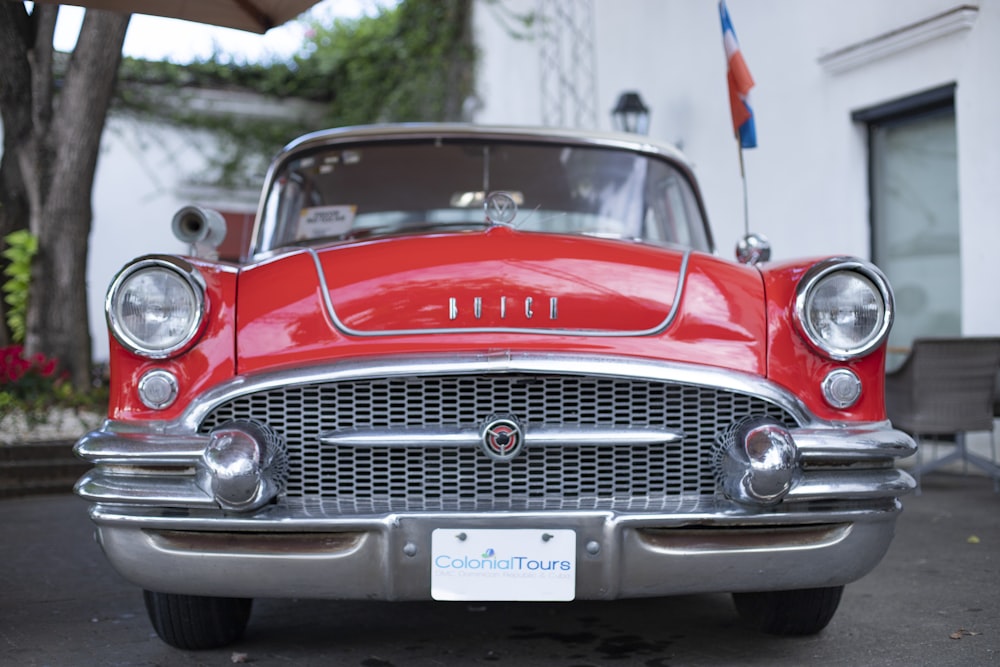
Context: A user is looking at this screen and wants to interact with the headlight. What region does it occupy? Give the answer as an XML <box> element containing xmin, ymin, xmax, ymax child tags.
<box><xmin>106</xmin><ymin>257</ymin><xmax>207</xmax><ymax>358</ymax></box>
<box><xmin>794</xmin><ymin>258</ymin><xmax>893</xmax><ymax>360</ymax></box>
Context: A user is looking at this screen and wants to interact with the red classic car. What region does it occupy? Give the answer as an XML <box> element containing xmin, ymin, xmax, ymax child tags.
<box><xmin>76</xmin><ymin>124</ymin><xmax>915</xmax><ymax>649</ymax></box>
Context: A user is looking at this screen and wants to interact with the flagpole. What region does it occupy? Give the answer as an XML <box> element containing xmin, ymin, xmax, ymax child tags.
<box><xmin>738</xmin><ymin>142</ymin><xmax>749</xmax><ymax>237</ymax></box>
<box><xmin>721</xmin><ymin>0</ymin><xmax>755</xmax><ymax>239</ymax></box>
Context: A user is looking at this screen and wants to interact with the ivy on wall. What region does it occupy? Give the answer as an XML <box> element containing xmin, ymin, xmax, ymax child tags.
<box><xmin>299</xmin><ymin>0</ymin><xmax>476</xmax><ymax>125</ymax></box>
<box><xmin>113</xmin><ymin>0</ymin><xmax>476</xmax><ymax>190</ymax></box>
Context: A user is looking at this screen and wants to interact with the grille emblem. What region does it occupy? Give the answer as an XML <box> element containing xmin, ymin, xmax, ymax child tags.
<box><xmin>480</xmin><ymin>414</ymin><xmax>524</xmax><ymax>461</ymax></box>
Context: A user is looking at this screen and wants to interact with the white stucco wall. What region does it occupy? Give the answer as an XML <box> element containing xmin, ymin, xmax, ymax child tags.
<box><xmin>87</xmin><ymin>90</ymin><xmax>326</xmax><ymax>360</ymax></box>
<box><xmin>953</xmin><ymin>2</ymin><xmax>1000</xmax><ymax>335</ymax></box>
<box><xmin>90</xmin><ymin>119</ymin><xmax>187</xmax><ymax>362</ymax></box>
<box><xmin>472</xmin><ymin>0</ymin><xmax>1000</xmax><ymax>336</ymax></box>
<box><xmin>89</xmin><ymin>117</ymin><xmax>267</xmax><ymax>361</ymax></box>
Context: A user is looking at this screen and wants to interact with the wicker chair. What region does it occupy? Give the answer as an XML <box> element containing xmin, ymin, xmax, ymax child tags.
<box><xmin>885</xmin><ymin>337</ymin><xmax>1000</xmax><ymax>490</ymax></box>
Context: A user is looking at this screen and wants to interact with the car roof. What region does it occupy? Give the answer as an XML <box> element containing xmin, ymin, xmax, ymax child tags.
<box><xmin>275</xmin><ymin>123</ymin><xmax>694</xmax><ymax>170</ymax></box>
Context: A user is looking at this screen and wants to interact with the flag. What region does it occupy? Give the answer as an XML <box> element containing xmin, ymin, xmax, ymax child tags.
<box><xmin>720</xmin><ymin>1</ymin><xmax>757</xmax><ymax>148</ymax></box>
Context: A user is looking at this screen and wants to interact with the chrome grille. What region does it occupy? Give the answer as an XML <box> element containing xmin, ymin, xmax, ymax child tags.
<box><xmin>198</xmin><ymin>374</ymin><xmax>798</xmax><ymax>513</ymax></box>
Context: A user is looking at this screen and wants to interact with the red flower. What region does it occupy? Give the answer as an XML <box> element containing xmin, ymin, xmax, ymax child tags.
<box><xmin>0</xmin><ymin>345</ymin><xmax>61</xmax><ymax>386</ymax></box>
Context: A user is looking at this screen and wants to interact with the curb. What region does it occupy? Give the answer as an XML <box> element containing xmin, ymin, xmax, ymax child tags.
<box><xmin>0</xmin><ymin>440</ymin><xmax>88</xmax><ymax>498</ymax></box>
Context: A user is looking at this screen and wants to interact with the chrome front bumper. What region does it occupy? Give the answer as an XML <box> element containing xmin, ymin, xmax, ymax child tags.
<box><xmin>88</xmin><ymin>501</ymin><xmax>904</xmax><ymax>600</ymax></box>
<box><xmin>77</xmin><ymin>420</ymin><xmax>913</xmax><ymax>600</ymax></box>
<box><xmin>75</xmin><ymin>353</ymin><xmax>916</xmax><ymax>600</ymax></box>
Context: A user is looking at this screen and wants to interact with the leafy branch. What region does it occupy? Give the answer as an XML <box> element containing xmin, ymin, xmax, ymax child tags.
<box><xmin>2</xmin><ymin>230</ymin><xmax>37</xmax><ymax>344</ymax></box>
<box><xmin>111</xmin><ymin>0</ymin><xmax>476</xmax><ymax>191</ymax></box>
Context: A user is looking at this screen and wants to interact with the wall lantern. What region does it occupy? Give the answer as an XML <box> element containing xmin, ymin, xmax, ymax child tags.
<box><xmin>612</xmin><ymin>91</ymin><xmax>650</xmax><ymax>135</ymax></box>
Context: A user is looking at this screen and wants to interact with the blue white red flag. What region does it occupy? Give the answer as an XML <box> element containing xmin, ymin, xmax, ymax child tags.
<box><xmin>719</xmin><ymin>1</ymin><xmax>756</xmax><ymax>148</ymax></box>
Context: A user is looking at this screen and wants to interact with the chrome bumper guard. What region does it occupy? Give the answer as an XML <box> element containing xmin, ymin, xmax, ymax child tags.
<box><xmin>76</xmin><ymin>423</ymin><xmax>916</xmax><ymax>509</ymax></box>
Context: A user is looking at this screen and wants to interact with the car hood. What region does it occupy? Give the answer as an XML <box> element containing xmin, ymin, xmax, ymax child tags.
<box><xmin>313</xmin><ymin>226</ymin><xmax>687</xmax><ymax>334</ymax></box>
<box><xmin>236</xmin><ymin>227</ymin><xmax>768</xmax><ymax>374</ymax></box>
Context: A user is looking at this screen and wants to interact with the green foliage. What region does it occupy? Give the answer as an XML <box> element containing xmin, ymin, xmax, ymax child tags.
<box><xmin>297</xmin><ymin>0</ymin><xmax>476</xmax><ymax>125</ymax></box>
<box><xmin>0</xmin><ymin>233</ymin><xmax>107</xmax><ymax>425</ymax></box>
<box><xmin>480</xmin><ymin>0</ymin><xmax>537</xmax><ymax>41</ymax></box>
<box><xmin>112</xmin><ymin>0</ymin><xmax>476</xmax><ymax>190</ymax></box>
<box><xmin>116</xmin><ymin>53</ymin><xmax>334</xmax><ymax>102</ymax></box>
<box><xmin>2</xmin><ymin>230</ymin><xmax>37</xmax><ymax>344</ymax></box>
<box><xmin>114</xmin><ymin>63</ymin><xmax>314</xmax><ymax>189</ymax></box>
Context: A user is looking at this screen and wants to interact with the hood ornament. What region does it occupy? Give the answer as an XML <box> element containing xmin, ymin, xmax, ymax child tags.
<box><xmin>484</xmin><ymin>191</ymin><xmax>518</xmax><ymax>226</ymax></box>
<box><xmin>736</xmin><ymin>232</ymin><xmax>771</xmax><ymax>266</ymax></box>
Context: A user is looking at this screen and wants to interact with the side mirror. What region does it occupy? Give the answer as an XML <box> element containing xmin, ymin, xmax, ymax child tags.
<box><xmin>736</xmin><ymin>233</ymin><xmax>771</xmax><ymax>266</ymax></box>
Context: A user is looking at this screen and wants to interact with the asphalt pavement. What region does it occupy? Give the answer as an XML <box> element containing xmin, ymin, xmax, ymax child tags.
<box><xmin>1</xmin><ymin>473</ymin><xmax>997</xmax><ymax>666</ymax></box>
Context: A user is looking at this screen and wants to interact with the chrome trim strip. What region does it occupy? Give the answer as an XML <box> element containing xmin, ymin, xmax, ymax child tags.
<box><xmin>77</xmin><ymin>466</ymin><xmax>912</xmax><ymax>511</ymax></box>
<box><xmin>77</xmin><ymin>420</ymin><xmax>913</xmax><ymax>463</ymax></box>
<box><xmin>305</xmin><ymin>246</ymin><xmax>691</xmax><ymax>338</ymax></box>
<box><xmin>785</xmin><ymin>468</ymin><xmax>915</xmax><ymax>500</ymax></box>
<box><xmin>76</xmin><ymin>430</ymin><xmax>208</xmax><ymax>465</ymax></box>
<box><xmin>321</xmin><ymin>427</ymin><xmax>478</xmax><ymax>448</ymax></box>
<box><xmin>277</xmin><ymin>125</ymin><xmax>694</xmax><ymax>170</ymax></box>
<box><xmin>638</xmin><ymin>523</ymin><xmax>853</xmax><ymax>555</ymax></box>
<box><xmin>75</xmin><ymin>472</ymin><xmax>215</xmax><ymax>507</ymax></box>
<box><xmin>87</xmin><ymin>495</ymin><xmax>903</xmax><ymax>532</ymax></box>
<box><xmin>793</xmin><ymin>426</ymin><xmax>917</xmax><ymax>461</ymax></box>
<box><xmin>320</xmin><ymin>425</ymin><xmax>684</xmax><ymax>448</ymax></box>
<box><xmin>161</xmin><ymin>353</ymin><xmax>817</xmax><ymax>434</ymax></box>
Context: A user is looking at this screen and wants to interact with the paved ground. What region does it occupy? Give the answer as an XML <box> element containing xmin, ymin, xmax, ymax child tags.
<box><xmin>1</xmin><ymin>473</ymin><xmax>997</xmax><ymax>666</ymax></box>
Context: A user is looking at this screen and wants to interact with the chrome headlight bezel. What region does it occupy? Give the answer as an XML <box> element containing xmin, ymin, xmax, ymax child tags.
<box><xmin>106</xmin><ymin>256</ymin><xmax>207</xmax><ymax>359</ymax></box>
<box><xmin>793</xmin><ymin>258</ymin><xmax>894</xmax><ymax>361</ymax></box>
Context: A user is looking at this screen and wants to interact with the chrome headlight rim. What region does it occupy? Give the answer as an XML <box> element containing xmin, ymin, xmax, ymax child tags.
<box><xmin>106</xmin><ymin>256</ymin><xmax>208</xmax><ymax>359</ymax></box>
<box><xmin>793</xmin><ymin>257</ymin><xmax>894</xmax><ymax>361</ymax></box>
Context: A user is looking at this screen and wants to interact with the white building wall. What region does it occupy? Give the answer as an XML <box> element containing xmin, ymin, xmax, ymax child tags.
<box><xmin>89</xmin><ymin>117</ymin><xmax>259</xmax><ymax>361</ymax></box>
<box><xmin>472</xmin><ymin>0</ymin><xmax>1000</xmax><ymax>335</ymax></box>
<box><xmin>90</xmin><ymin>118</ymin><xmax>191</xmax><ymax>362</ymax></box>
<box><xmin>89</xmin><ymin>88</ymin><xmax>325</xmax><ymax>361</ymax></box>
<box><xmin>954</xmin><ymin>2</ymin><xmax>1000</xmax><ymax>335</ymax></box>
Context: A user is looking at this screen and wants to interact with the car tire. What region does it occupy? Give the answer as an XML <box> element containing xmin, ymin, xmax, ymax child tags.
<box><xmin>143</xmin><ymin>590</ymin><xmax>253</xmax><ymax>649</ymax></box>
<box><xmin>732</xmin><ymin>585</ymin><xmax>844</xmax><ymax>635</ymax></box>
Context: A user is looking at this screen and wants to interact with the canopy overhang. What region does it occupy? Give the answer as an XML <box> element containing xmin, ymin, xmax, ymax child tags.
<box><xmin>34</xmin><ymin>0</ymin><xmax>320</xmax><ymax>33</ymax></box>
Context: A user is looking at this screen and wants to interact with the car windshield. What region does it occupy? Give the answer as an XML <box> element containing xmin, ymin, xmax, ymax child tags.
<box><xmin>256</xmin><ymin>138</ymin><xmax>711</xmax><ymax>253</ymax></box>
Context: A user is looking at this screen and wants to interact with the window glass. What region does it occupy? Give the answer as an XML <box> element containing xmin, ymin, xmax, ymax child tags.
<box><xmin>256</xmin><ymin>140</ymin><xmax>709</xmax><ymax>253</ymax></box>
<box><xmin>871</xmin><ymin>110</ymin><xmax>960</xmax><ymax>370</ymax></box>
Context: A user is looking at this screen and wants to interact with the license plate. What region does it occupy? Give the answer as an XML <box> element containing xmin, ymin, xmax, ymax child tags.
<box><xmin>431</xmin><ymin>528</ymin><xmax>576</xmax><ymax>601</ymax></box>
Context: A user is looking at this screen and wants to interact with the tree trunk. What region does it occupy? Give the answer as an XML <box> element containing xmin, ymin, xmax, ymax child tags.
<box><xmin>0</xmin><ymin>4</ymin><xmax>130</xmax><ymax>389</ymax></box>
<box><xmin>0</xmin><ymin>5</ymin><xmax>36</xmax><ymax>348</ymax></box>
<box><xmin>442</xmin><ymin>0</ymin><xmax>475</xmax><ymax>122</ymax></box>
<box><xmin>0</xmin><ymin>137</ymin><xmax>29</xmax><ymax>348</ymax></box>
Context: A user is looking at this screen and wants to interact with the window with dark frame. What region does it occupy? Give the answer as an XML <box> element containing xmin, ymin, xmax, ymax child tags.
<box><xmin>852</xmin><ymin>84</ymin><xmax>961</xmax><ymax>369</ymax></box>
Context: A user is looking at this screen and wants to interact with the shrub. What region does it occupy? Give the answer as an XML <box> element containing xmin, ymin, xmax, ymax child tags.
<box><xmin>0</xmin><ymin>345</ymin><xmax>73</xmax><ymax>425</ymax></box>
